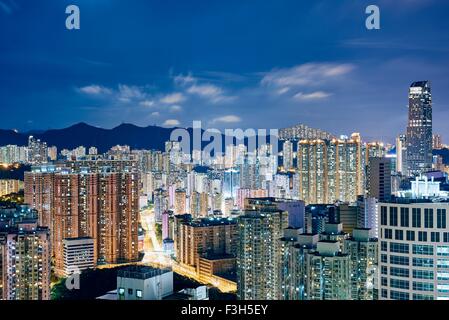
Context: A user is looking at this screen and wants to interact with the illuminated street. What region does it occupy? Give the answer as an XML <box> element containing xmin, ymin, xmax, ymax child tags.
<box><xmin>139</xmin><ymin>207</ymin><xmax>235</xmax><ymax>292</ymax></box>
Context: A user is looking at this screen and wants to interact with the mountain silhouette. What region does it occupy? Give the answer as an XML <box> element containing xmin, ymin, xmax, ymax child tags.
<box><xmin>0</xmin><ymin>122</ymin><xmax>174</xmax><ymax>153</ymax></box>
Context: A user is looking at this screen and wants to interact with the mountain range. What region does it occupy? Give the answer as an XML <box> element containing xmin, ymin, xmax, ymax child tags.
<box><xmin>0</xmin><ymin>122</ymin><xmax>271</xmax><ymax>154</ymax></box>
<box><xmin>0</xmin><ymin>122</ymin><xmax>175</xmax><ymax>153</ymax></box>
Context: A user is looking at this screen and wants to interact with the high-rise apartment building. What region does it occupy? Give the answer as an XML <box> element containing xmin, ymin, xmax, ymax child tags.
<box><xmin>237</xmin><ymin>209</ymin><xmax>288</xmax><ymax>300</ymax></box>
<box><xmin>0</xmin><ymin>208</ymin><xmax>51</xmax><ymax>300</ymax></box>
<box><xmin>297</xmin><ymin>133</ymin><xmax>363</xmax><ymax>204</ymax></box>
<box><xmin>282</xmin><ymin>140</ymin><xmax>294</xmax><ymax>171</ymax></box>
<box><xmin>279</xmin><ymin>230</ymin><xmax>319</xmax><ymax>300</ymax></box>
<box><xmin>24</xmin><ymin>165</ymin><xmax>140</xmax><ymax>275</ymax></box>
<box><xmin>343</xmin><ymin>228</ymin><xmax>378</xmax><ymax>300</ymax></box>
<box><xmin>245</xmin><ymin>197</ymin><xmax>305</xmax><ymax>229</ymax></box>
<box><xmin>24</xmin><ymin>165</ymin><xmax>55</xmax><ymax>228</ymax></box>
<box><xmin>406</xmin><ymin>81</ymin><xmax>433</xmax><ymax>176</ymax></box>
<box><xmin>0</xmin><ymin>179</ymin><xmax>21</xmax><ymax>197</ymax></box>
<box><xmin>279</xmin><ymin>124</ymin><xmax>335</xmax><ymax>141</ymax></box>
<box><xmin>28</xmin><ymin>136</ymin><xmax>48</xmax><ymax>164</ymax></box>
<box><xmin>280</xmin><ymin>227</ymin><xmax>375</xmax><ymax>301</ymax></box>
<box><xmin>176</xmin><ymin>217</ymin><xmax>237</xmax><ymax>268</ymax></box>
<box><xmin>174</xmin><ymin>189</ymin><xmax>187</xmax><ymax>214</ymax></box>
<box><xmin>304</xmin><ymin>241</ymin><xmax>351</xmax><ymax>300</ymax></box>
<box><xmin>364</xmin><ymin>142</ymin><xmax>386</xmax><ymax>167</ymax></box>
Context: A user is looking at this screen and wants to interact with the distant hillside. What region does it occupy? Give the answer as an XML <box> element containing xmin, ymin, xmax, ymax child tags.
<box><xmin>0</xmin><ymin>122</ymin><xmax>278</xmax><ymax>154</ymax></box>
<box><xmin>0</xmin><ymin>122</ymin><xmax>174</xmax><ymax>153</ymax></box>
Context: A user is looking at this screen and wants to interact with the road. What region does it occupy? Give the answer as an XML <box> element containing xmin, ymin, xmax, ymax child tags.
<box><xmin>139</xmin><ymin>207</ymin><xmax>235</xmax><ymax>292</ymax></box>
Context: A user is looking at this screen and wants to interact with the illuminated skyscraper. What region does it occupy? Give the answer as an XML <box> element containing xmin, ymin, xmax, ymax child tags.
<box><xmin>24</xmin><ymin>166</ymin><xmax>139</xmax><ymax>275</ymax></box>
<box><xmin>28</xmin><ymin>136</ymin><xmax>48</xmax><ymax>164</ymax></box>
<box><xmin>304</xmin><ymin>241</ymin><xmax>351</xmax><ymax>300</ymax></box>
<box><xmin>237</xmin><ymin>209</ymin><xmax>288</xmax><ymax>300</ymax></box>
<box><xmin>396</xmin><ymin>135</ymin><xmax>407</xmax><ymax>175</ymax></box>
<box><xmin>406</xmin><ymin>81</ymin><xmax>433</xmax><ymax>176</ymax></box>
<box><xmin>343</xmin><ymin>228</ymin><xmax>378</xmax><ymax>300</ymax></box>
<box><xmin>24</xmin><ymin>165</ymin><xmax>56</xmax><ymax>228</ymax></box>
<box><xmin>282</xmin><ymin>140</ymin><xmax>294</xmax><ymax>171</ymax></box>
<box><xmin>279</xmin><ymin>231</ymin><xmax>319</xmax><ymax>300</ymax></box>
<box><xmin>297</xmin><ymin>133</ymin><xmax>363</xmax><ymax>204</ymax></box>
<box><xmin>0</xmin><ymin>208</ymin><xmax>51</xmax><ymax>300</ymax></box>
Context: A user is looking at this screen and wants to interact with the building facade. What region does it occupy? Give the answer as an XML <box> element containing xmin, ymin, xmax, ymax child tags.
<box><xmin>237</xmin><ymin>210</ymin><xmax>288</xmax><ymax>300</ymax></box>
<box><xmin>379</xmin><ymin>199</ymin><xmax>449</xmax><ymax>300</ymax></box>
<box><xmin>297</xmin><ymin>133</ymin><xmax>363</xmax><ymax>204</ymax></box>
<box><xmin>406</xmin><ymin>81</ymin><xmax>433</xmax><ymax>176</ymax></box>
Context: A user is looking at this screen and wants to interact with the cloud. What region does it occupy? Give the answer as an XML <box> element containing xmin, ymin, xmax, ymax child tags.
<box><xmin>151</xmin><ymin>112</ymin><xmax>160</xmax><ymax>117</ymax></box>
<box><xmin>294</xmin><ymin>91</ymin><xmax>332</xmax><ymax>101</ymax></box>
<box><xmin>79</xmin><ymin>85</ymin><xmax>112</xmax><ymax>95</ymax></box>
<box><xmin>139</xmin><ymin>100</ymin><xmax>155</xmax><ymax>108</ymax></box>
<box><xmin>79</xmin><ymin>84</ymin><xmax>148</xmax><ymax>104</ymax></box>
<box><xmin>261</xmin><ymin>63</ymin><xmax>354</xmax><ymax>87</ymax></box>
<box><xmin>277</xmin><ymin>87</ymin><xmax>290</xmax><ymax>95</ymax></box>
<box><xmin>170</xmin><ymin>105</ymin><xmax>182</xmax><ymax>112</ymax></box>
<box><xmin>211</xmin><ymin>115</ymin><xmax>242</xmax><ymax>124</ymax></box>
<box><xmin>188</xmin><ymin>84</ymin><xmax>235</xmax><ymax>103</ymax></box>
<box><xmin>117</xmin><ymin>84</ymin><xmax>145</xmax><ymax>102</ymax></box>
<box><xmin>163</xmin><ymin>119</ymin><xmax>180</xmax><ymax>126</ymax></box>
<box><xmin>174</xmin><ymin>73</ymin><xmax>195</xmax><ymax>86</ymax></box>
<box><xmin>187</xmin><ymin>84</ymin><xmax>222</xmax><ymax>97</ymax></box>
<box><xmin>200</xmin><ymin>71</ymin><xmax>248</xmax><ymax>83</ymax></box>
<box><xmin>173</xmin><ymin>73</ymin><xmax>235</xmax><ymax>103</ymax></box>
<box><xmin>160</xmin><ymin>92</ymin><xmax>186</xmax><ymax>104</ymax></box>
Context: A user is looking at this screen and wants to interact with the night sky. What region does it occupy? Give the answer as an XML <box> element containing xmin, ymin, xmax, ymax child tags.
<box><xmin>1</xmin><ymin>0</ymin><xmax>448</xmax><ymax>143</ymax></box>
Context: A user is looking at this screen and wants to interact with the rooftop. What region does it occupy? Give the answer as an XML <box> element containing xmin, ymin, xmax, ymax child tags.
<box><xmin>117</xmin><ymin>266</ymin><xmax>171</xmax><ymax>280</ymax></box>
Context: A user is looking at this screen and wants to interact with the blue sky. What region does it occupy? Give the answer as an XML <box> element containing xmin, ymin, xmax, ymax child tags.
<box><xmin>0</xmin><ymin>0</ymin><xmax>449</xmax><ymax>142</ymax></box>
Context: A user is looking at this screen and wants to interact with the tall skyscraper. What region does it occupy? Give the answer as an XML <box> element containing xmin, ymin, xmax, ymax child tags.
<box><xmin>406</xmin><ymin>81</ymin><xmax>433</xmax><ymax>176</ymax></box>
<box><xmin>237</xmin><ymin>209</ymin><xmax>288</xmax><ymax>300</ymax></box>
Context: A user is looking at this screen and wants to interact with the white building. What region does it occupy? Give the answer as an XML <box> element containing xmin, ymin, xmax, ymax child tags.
<box><xmin>61</xmin><ymin>237</ymin><xmax>95</xmax><ymax>277</ymax></box>
<box><xmin>117</xmin><ymin>266</ymin><xmax>173</xmax><ymax>300</ymax></box>
<box><xmin>379</xmin><ymin>193</ymin><xmax>449</xmax><ymax>300</ymax></box>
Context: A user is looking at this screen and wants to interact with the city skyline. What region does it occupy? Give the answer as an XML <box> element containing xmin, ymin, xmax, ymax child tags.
<box><xmin>2</xmin><ymin>0</ymin><xmax>449</xmax><ymax>304</ymax></box>
<box><xmin>1</xmin><ymin>1</ymin><xmax>449</xmax><ymax>143</ymax></box>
